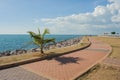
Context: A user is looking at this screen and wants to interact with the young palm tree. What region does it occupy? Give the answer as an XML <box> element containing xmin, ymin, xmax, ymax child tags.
<box><xmin>28</xmin><ymin>28</ymin><xmax>55</xmax><ymax>54</ymax></box>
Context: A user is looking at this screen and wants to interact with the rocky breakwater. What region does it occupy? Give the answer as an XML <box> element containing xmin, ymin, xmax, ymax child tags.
<box><xmin>0</xmin><ymin>49</ymin><xmax>27</xmax><ymax>57</ymax></box>
<box><xmin>0</xmin><ymin>37</ymin><xmax>82</xmax><ymax>57</ymax></box>
<box><xmin>43</xmin><ymin>37</ymin><xmax>82</xmax><ymax>50</ymax></box>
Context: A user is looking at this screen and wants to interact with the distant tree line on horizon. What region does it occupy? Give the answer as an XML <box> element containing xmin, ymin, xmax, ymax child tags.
<box><xmin>104</xmin><ymin>32</ymin><xmax>119</xmax><ymax>35</ymax></box>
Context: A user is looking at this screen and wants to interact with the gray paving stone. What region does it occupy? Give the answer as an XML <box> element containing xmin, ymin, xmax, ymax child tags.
<box><xmin>0</xmin><ymin>67</ymin><xmax>48</xmax><ymax>80</ymax></box>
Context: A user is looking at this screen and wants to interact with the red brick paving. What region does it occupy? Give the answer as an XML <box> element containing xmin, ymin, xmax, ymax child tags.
<box><xmin>21</xmin><ymin>37</ymin><xmax>111</xmax><ymax>80</ymax></box>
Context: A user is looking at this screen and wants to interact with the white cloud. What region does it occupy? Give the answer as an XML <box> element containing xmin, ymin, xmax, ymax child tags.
<box><xmin>37</xmin><ymin>0</ymin><xmax>120</xmax><ymax>34</ymax></box>
<box><xmin>93</xmin><ymin>6</ymin><xmax>110</xmax><ymax>16</ymax></box>
<box><xmin>108</xmin><ymin>0</ymin><xmax>120</xmax><ymax>3</ymax></box>
<box><xmin>112</xmin><ymin>14</ymin><xmax>120</xmax><ymax>23</ymax></box>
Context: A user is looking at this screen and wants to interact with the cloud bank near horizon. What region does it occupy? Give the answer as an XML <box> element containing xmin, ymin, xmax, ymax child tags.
<box><xmin>35</xmin><ymin>0</ymin><xmax>120</xmax><ymax>34</ymax></box>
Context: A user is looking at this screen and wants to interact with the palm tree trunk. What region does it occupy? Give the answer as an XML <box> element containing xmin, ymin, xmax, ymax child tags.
<box><xmin>40</xmin><ymin>45</ymin><xmax>44</xmax><ymax>54</ymax></box>
<box><xmin>40</xmin><ymin>48</ymin><xmax>44</xmax><ymax>54</ymax></box>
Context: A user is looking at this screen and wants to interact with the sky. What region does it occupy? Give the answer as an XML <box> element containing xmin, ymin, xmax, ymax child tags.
<box><xmin>0</xmin><ymin>0</ymin><xmax>120</xmax><ymax>35</ymax></box>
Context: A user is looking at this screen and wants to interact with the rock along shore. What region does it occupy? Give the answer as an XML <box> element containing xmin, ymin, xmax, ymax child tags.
<box><xmin>0</xmin><ymin>37</ymin><xmax>82</xmax><ymax>57</ymax></box>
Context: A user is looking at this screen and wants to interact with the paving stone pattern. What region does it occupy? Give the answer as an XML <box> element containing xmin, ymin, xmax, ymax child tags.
<box><xmin>21</xmin><ymin>38</ymin><xmax>111</xmax><ymax>80</ymax></box>
<box><xmin>0</xmin><ymin>67</ymin><xmax>48</xmax><ymax>80</ymax></box>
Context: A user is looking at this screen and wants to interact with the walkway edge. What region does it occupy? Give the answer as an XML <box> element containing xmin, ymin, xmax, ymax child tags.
<box><xmin>74</xmin><ymin>38</ymin><xmax>112</xmax><ymax>80</ymax></box>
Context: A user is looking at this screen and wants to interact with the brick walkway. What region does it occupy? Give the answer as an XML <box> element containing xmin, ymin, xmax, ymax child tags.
<box><xmin>20</xmin><ymin>37</ymin><xmax>111</xmax><ymax>80</ymax></box>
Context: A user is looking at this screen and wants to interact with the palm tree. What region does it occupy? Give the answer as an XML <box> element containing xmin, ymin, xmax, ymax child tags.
<box><xmin>28</xmin><ymin>28</ymin><xmax>55</xmax><ymax>54</ymax></box>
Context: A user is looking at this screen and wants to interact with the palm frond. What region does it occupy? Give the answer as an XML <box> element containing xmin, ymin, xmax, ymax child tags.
<box><xmin>28</xmin><ymin>31</ymin><xmax>42</xmax><ymax>45</ymax></box>
<box><xmin>38</xmin><ymin>28</ymin><xmax>41</xmax><ymax>35</ymax></box>
<box><xmin>32</xmin><ymin>35</ymin><xmax>41</xmax><ymax>40</ymax></box>
<box><xmin>27</xmin><ymin>31</ymin><xmax>36</xmax><ymax>37</ymax></box>
<box><xmin>44</xmin><ymin>28</ymin><xmax>50</xmax><ymax>34</ymax></box>
<box><xmin>42</xmin><ymin>28</ymin><xmax>50</xmax><ymax>38</ymax></box>
<box><xmin>28</xmin><ymin>31</ymin><xmax>41</xmax><ymax>39</ymax></box>
<box><xmin>43</xmin><ymin>38</ymin><xmax>56</xmax><ymax>44</ymax></box>
<box><xmin>27</xmin><ymin>28</ymin><xmax>56</xmax><ymax>54</ymax></box>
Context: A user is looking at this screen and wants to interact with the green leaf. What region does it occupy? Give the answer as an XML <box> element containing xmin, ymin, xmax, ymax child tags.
<box><xmin>27</xmin><ymin>31</ymin><xmax>36</xmax><ymax>38</ymax></box>
<box><xmin>42</xmin><ymin>28</ymin><xmax>50</xmax><ymax>38</ymax></box>
<box><xmin>27</xmin><ymin>28</ymin><xmax>56</xmax><ymax>54</ymax></box>
<box><xmin>43</xmin><ymin>38</ymin><xmax>56</xmax><ymax>44</ymax></box>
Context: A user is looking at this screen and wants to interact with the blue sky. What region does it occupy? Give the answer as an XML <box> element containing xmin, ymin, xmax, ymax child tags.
<box><xmin>0</xmin><ymin>0</ymin><xmax>120</xmax><ymax>34</ymax></box>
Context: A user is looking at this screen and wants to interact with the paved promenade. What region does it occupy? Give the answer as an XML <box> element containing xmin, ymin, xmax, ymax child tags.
<box><xmin>0</xmin><ymin>37</ymin><xmax>111</xmax><ymax>80</ymax></box>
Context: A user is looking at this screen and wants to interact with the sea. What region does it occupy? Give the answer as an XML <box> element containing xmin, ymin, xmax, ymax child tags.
<box><xmin>0</xmin><ymin>35</ymin><xmax>83</xmax><ymax>52</ymax></box>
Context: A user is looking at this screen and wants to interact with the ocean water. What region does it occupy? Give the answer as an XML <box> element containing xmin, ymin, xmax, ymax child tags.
<box><xmin>0</xmin><ymin>35</ymin><xmax>82</xmax><ymax>52</ymax></box>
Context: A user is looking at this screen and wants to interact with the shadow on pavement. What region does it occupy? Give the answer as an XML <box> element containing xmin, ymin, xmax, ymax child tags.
<box><xmin>53</xmin><ymin>56</ymin><xmax>83</xmax><ymax>65</ymax></box>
